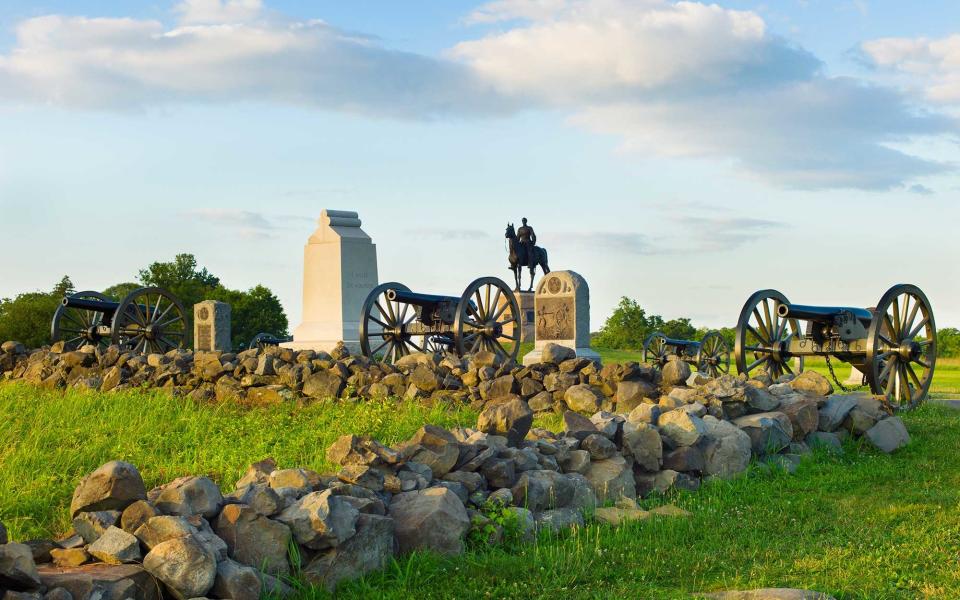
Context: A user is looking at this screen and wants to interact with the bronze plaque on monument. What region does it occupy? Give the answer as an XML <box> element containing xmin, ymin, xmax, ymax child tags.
<box><xmin>535</xmin><ymin>297</ymin><xmax>574</xmax><ymax>341</ymax></box>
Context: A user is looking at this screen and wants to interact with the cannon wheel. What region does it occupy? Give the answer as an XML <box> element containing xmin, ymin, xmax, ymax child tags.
<box><xmin>642</xmin><ymin>332</ymin><xmax>671</xmax><ymax>370</ymax></box>
<box><xmin>112</xmin><ymin>287</ymin><xmax>187</xmax><ymax>354</ymax></box>
<box><xmin>455</xmin><ymin>277</ymin><xmax>521</xmax><ymax>363</ymax></box>
<box><xmin>697</xmin><ymin>330</ymin><xmax>730</xmax><ymax>378</ymax></box>
<box><xmin>865</xmin><ymin>284</ymin><xmax>936</xmax><ymax>411</ymax></box>
<box><xmin>51</xmin><ymin>291</ymin><xmax>111</xmax><ymax>351</ymax></box>
<box><xmin>735</xmin><ymin>289</ymin><xmax>804</xmax><ymax>380</ymax></box>
<box><xmin>359</xmin><ymin>282</ymin><xmax>427</xmax><ymax>363</ymax></box>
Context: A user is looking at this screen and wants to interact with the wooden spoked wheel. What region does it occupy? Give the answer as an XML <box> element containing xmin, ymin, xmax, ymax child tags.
<box><xmin>359</xmin><ymin>282</ymin><xmax>426</xmax><ymax>364</ymax></box>
<box><xmin>50</xmin><ymin>291</ymin><xmax>110</xmax><ymax>350</ymax></box>
<box><xmin>697</xmin><ymin>331</ymin><xmax>730</xmax><ymax>378</ymax></box>
<box><xmin>642</xmin><ymin>332</ymin><xmax>671</xmax><ymax>370</ymax></box>
<box><xmin>112</xmin><ymin>287</ymin><xmax>187</xmax><ymax>354</ymax></box>
<box><xmin>865</xmin><ymin>284</ymin><xmax>936</xmax><ymax>411</ymax></box>
<box><xmin>455</xmin><ymin>277</ymin><xmax>520</xmax><ymax>363</ymax></box>
<box><xmin>735</xmin><ymin>289</ymin><xmax>804</xmax><ymax>380</ymax></box>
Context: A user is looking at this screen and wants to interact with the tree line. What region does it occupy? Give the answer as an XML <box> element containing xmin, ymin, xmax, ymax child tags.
<box><xmin>0</xmin><ymin>254</ymin><xmax>288</xmax><ymax>351</ymax></box>
<box><xmin>593</xmin><ymin>296</ymin><xmax>960</xmax><ymax>358</ymax></box>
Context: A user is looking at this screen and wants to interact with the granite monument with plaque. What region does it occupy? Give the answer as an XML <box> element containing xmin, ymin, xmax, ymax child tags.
<box><xmin>283</xmin><ymin>209</ymin><xmax>379</xmax><ymax>353</ymax></box>
<box><xmin>194</xmin><ymin>300</ymin><xmax>231</xmax><ymax>352</ymax></box>
<box><xmin>497</xmin><ymin>291</ymin><xmax>535</xmax><ymax>343</ymax></box>
<box><xmin>522</xmin><ymin>270</ymin><xmax>600</xmax><ymax>365</ymax></box>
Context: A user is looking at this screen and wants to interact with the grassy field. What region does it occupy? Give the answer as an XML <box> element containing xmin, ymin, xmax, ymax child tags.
<box><xmin>3</xmin><ymin>352</ymin><xmax>960</xmax><ymax>598</ymax></box>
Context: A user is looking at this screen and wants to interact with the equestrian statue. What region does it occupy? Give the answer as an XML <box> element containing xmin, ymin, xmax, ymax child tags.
<box><xmin>505</xmin><ymin>218</ymin><xmax>550</xmax><ymax>292</ymax></box>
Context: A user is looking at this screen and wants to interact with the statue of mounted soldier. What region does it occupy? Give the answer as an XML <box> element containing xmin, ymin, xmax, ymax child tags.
<box><xmin>505</xmin><ymin>217</ymin><xmax>550</xmax><ymax>292</ymax></box>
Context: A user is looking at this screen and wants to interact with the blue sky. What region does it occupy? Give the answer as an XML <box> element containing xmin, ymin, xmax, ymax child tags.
<box><xmin>0</xmin><ymin>0</ymin><xmax>958</xmax><ymax>332</ymax></box>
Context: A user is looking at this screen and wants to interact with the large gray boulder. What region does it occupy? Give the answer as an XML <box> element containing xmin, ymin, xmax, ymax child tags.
<box><xmin>790</xmin><ymin>371</ymin><xmax>833</xmax><ymax>396</ymax></box>
<box><xmin>777</xmin><ymin>395</ymin><xmax>819</xmax><ymax>440</ymax></box>
<box><xmin>476</xmin><ymin>397</ymin><xmax>533</xmax><ymax>447</ymax></box>
<box><xmin>73</xmin><ymin>510</ymin><xmax>121</xmax><ymax>544</ymax></box>
<box><xmin>700</xmin><ymin>416</ymin><xmax>752</xmax><ymax>478</ymax></box>
<box><xmin>37</xmin><ymin>564</ymin><xmax>161</xmax><ymax>600</ymax></box>
<box><xmin>583</xmin><ymin>454</ymin><xmax>635</xmax><ymax>503</ymax></box>
<box><xmin>661</xmin><ymin>358</ymin><xmax>692</xmax><ymax>387</ymax></box>
<box><xmin>154</xmin><ymin>476</ymin><xmax>223</xmax><ymax>519</ymax></box>
<box><xmin>212</xmin><ymin>558</ymin><xmax>262</xmax><ymax>600</ymax></box>
<box><xmin>621</xmin><ymin>421</ymin><xmax>662</xmax><ymax>472</ymax></box>
<box><xmin>87</xmin><ymin>526</ymin><xmax>141</xmax><ymax>564</ymax></box>
<box><xmin>389</xmin><ymin>487</ymin><xmax>470</xmax><ymax>556</ymax></box>
<box><xmin>214</xmin><ymin>503</ymin><xmax>292</xmax><ymax>575</ymax></box>
<box><xmin>564</xmin><ymin>385</ymin><xmax>604</xmax><ymax>414</ymax></box>
<box><xmin>70</xmin><ymin>461</ymin><xmax>147</xmax><ymax>517</ymax></box>
<box><xmin>511</xmin><ymin>470</ymin><xmax>574</xmax><ymax>512</ymax></box>
<box><xmin>535</xmin><ymin>507</ymin><xmax>584</xmax><ymax>533</ymax></box>
<box><xmin>143</xmin><ymin>535</ymin><xmax>217</xmax><ymax>600</ymax></box>
<box><xmin>818</xmin><ymin>395</ymin><xmax>859</xmax><ymax>432</ymax></box>
<box><xmin>658</xmin><ymin>409</ymin><xmax>707</xmax><ymax>448</ymax></box>
<box><xmin>303</xmin><ymin>513</ymin><xmax>395</xmax><ymax>592</ymax></box>
<box><xmin>541</xmin><ymin>343</ymin><xmax>576</xmax><ymax>365</ymax></box>
<box><xmin>276</xmin><ymin>490</ymin><xmax>358</xmax><ymax>550</ymax></box>
<box><xmin>733</xmin><ymin>412</ymin><xmax>793</xmax><ymax>454</ymax></box>
<box><xmin>865</xmin><ymin>416</ymin><xmax>910</xmax><ymax>453</ymax></box>
<box><xmin>0</xmin><ymin>543</ymin><xmax>42</xmax><ymax>591</ymax></box>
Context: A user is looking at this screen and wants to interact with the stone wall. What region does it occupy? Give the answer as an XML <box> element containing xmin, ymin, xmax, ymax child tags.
<box><xmin>0</xmin><ymin>340</ymin><xmax>912</xmax><ymax>599</ymax></box>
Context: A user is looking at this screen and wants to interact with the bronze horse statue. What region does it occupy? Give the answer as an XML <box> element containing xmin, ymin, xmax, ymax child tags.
<box><xmin>505</xmin><ymin>223</ymin><xmax>550</xmax><ymax>292</ymax></box>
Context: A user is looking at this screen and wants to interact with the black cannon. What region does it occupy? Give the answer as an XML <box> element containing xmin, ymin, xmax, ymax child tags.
<box><xmin>51</xmin><ymin>287</ymin><xmax>187</xmax><ymax>355</ymax></box>
<box><xmin>249</xmin><ymin>332</ymin><xmax>292</xmax><ymax>350</ymax></box>
<box><xmin>735</xmin><ymin>284</ymin><xmax>936</xmax><ymax>410</ymax></box>
<box><xmin>642</xmin><ymin>330</ymin><xmax>730</xmax><ymax>378</ymax></box>
<box><xmin>359</xmin><ymin>276</ymin><xmax>521</xmax><ymax>364</ymax></box>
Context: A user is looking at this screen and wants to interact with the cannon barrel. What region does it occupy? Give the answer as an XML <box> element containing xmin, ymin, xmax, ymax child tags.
<box><xmin>662</xmin><ymin>336</ymin><xmax>698</xmax><ymax>348</ymax></box>
<box><xmin>776</xmin><ymin>303</ymin><xmax>873</xmax><ymax>324</ymax></box>
<box><xmin>63</xmin><ymin>296</ymin><xmax>120</xmax><ymax>314</ymax></box>
<box><xmin>386</xmin><ymin>288</ymin><xmax>459</xmax><ymax>307</ymax></box>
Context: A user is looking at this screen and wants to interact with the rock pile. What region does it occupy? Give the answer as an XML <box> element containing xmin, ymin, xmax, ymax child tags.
<box><xmin>1</xmin><ymin>343</ymin><xmax>912</xmax><ymax>599</ymax></box>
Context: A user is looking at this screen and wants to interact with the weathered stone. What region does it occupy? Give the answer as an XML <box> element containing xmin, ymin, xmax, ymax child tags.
<box><xmin>511</xmin><ymin>470</ymin><xmax>574</xmax><ymax>512</ymax></box>
<box><xmin>212</xmin><ymin>558</ymin><xmax>261</xmax><ymax>600</ymax></box>
<box><xmin>662</xmin><ymin>445</ymin><xmax>705</xmax><ymax>473</ymax></box>
<box><xmin>443</xmin><ymin>471</ymin><xmax>485</xmax><ymax>493</ymax></box>
<box><xmin>650</xmin><ymin>504</ymin><xmax>693</xmax><ymax>518</ymax></box>
<box><xmin>302</xmin><ymin>370</ymin><xmax>346</xmax><ymax>400</ymax></box>
<box><xmin>778</xmin><ymin>395</ymin><xmax>819</xmax><ymax>440</ymax></box>
<box><xmin>564</xmin><ymin>473</ymin><xmax>598</xmax><ymax>511</ymax></box>
<box><xmin>616</xmin><ymin>380</ymin><xmax>658</xmax><ymax>409</ymax></box>
<box><xmin>70</xmin><ymin>461</ymin><xmax>147</xmax><ymax>518</ymax></box>
<box><xmin>23</xmin><ymin>540</ymin><xmax>55</xmax><ymax>565</ymax></box>
<box><xmin>818</xmin><ymin>395</ymin><xmax>859</xmax><ymax>432</ymax></box>
<box><xmin>562</xmin><ymin>410</ymin><xmax>598</xmax><ymax>440</ymax></box>
<box><xmin>621</xmin><ymin>422</ymin><xmax>662</xmax><ymax>472</ymax></box>
<box><xmin>338</xmin><ymin>465</ymin><xmax>385</xmax><ymax>492</ymax></box>
<box><xmin>476</xmin><ymin>397</ymin><xmax>533</xmax><ymax>447</ymax></box>
<box><xmin>581</xmin><ymin>433</ymin><xmax>616</xmax><ymax>460</ymax></box>
<box><xmin>541</xmin><ymin>343</ymin><xmax>576</xmax><ymax>365</ymax></box>
<box><xmin>564</xmin><ymin>385</ymin><xmax>604</xmax><ymax>414</ymax></box>
<box><xmin>134</xmin><ymin>516</ymin><xmax>193</xmax><ymax>550</ymax></box>
<box><xmin>480</xmin><ymin>457</ymin><xmax>517</xmax><ymax>488</ymax></box>
<box><xmin>37</xmin><ymin>564</ymin><xmax>161</xmax><ymax>600</ymax></box>
<box><xmin>745</xmin><ymin>386</ymin><xmax>780</xmax><ymax>412</ymax></box>
<box><xmin>806</xmin><ymin>431</ymin><xmax>843</xmax><ymax>452</ymax></box>
<box><xmin>0</xmin><ymin>543</ymin><xmax>42</xmax><ymax>591</ymax></box>
<box><xmin>583</xmin><ymin>455</ymin><xmax>635</xmax><ymax>503</ymax></box>
<box><xmin>594</xmin><ymin>506</ymin><xmax>650</xmax><ymax>526</ymax></box>
<box><xmin>73</xmin><ymin>511</ymin><xmax>121</xmax><ymax>544</ymax></box>
<box><xmin>326</xmin><ymin>435</ymin><xmax>400</xmax><ymax>467</ymax></box>
<box><xmin>626</xmin><ymin>403</ymin><xmax>661</xmax><ymax>426</ymax></box>
<box><xmin>87</xmin><ymin>527</ymin><xmax>141</xmax><ymax>565</ymax></box>
<box><xmin>528</xmin><ymin>391</ymin><xmax>554</xmax><ymax>413</ymax></box>
<box><xmin>269</xmin><ymin>468</ymin><xmax>315</xmax><ymax>494</ymax></box>
<box><xmin>213</xmin><ymin>504</ymin><xmax>292</xmax><ymax>576</ymax></box>
<box><xmin>120</xmin><ymin>500</ymin><xmax>159</xmax><ymax>534</ymax></box>
<box><xmin>143</xmin><ymin>536</ymin><xmax>217</xmax><ymax>600</ymax></box>
<box><xmin>790</xmin><ymin>371</ymin><xmax>833</xmax><ymax>396</ymax></box>
<box><xmin>389</xmin><ymin>488</ymin><xmax>470</xmax><ymax>556</ymax></box>
<box><xmin>302</xmin><ymin>513</ymin><xmax>395</xmax><ymax>592</ymax></box>
<box><xmin>658</xmin><ymin>409</ymin><xmax>707</xmax><ymax>448</ymax></box>
<box><xmin>154</xmin><ymin>476</ymin><xmax>223</xmax><ymax>519</ymax></box>
<box><xmin>557</xmin><ymin>449</ymin><xmax>591</xmax><ymax>474</ymax></box>
<box><xmin>50</xmin><ymin>548</ymin><xmax>91</xmax><ymax>568</ymax></box>
<box><xmin>733</xmin><ymin>412</ymin><xmax>794</xmax><ymax>454</ymax></box>
<box><xmin>700</xmin><ymin>416</ymin><xmax>752</xmax><ymax>478</ymax></box>
<box><xmin>843</xmin><ymin>394</ymin><xmax>887</xmax><ymax>435</ymax></box>
<box><xmin>275</xmin><ymin>490</ymin><xmax>358</xmax><ymax>550</ymax></box>
<box><xmin>865</xmin><ymin>416</ymin><xmax>910</xmax><ymax>453</ymax></box>
<box><xmin>479</xmin><ymin>375</ymin><xmax>517</xmax><ymax>401</ymax></box>
<box><xmin>661</xmin><ymin>358</ymin><xmax>692</xmax><ymax>386</ymax></box>
<box><xmin>535</xmin><ymin>507</ymin><xmax>584</xmax><ymax>532</ymax></box>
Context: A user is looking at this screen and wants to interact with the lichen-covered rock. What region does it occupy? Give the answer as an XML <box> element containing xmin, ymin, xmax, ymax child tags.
<box><xmin>212</xmin><ymin>558</ymin><xmax>262</xmax><ymax>600</ymax></box>
<box><xmin>700</xmin><ymin>416</ymin><xmax>752</xmax><ymax>478</ymax></box>
<box><xmin>658</xmin><ymin>409</ymin><xmax>707</xmax><ymax>448</ymax></box>
<box><xmin>0</xmin><ymin>543</ymin><xmax>42</xmax><ymax>591</ymax></box>
<box><xmin>541</xmin><ymin>343</ymin><xmax>576</xmax><ymax>365</ymax></box>
<box><xmin>303</xmin><ymin>513</ymin><xmax>396</xmax><ymax>592</ymax></box>
<box><xmin>121</xmin><ymin>500</ymin><xmax>159</xmax><ymax>534</ymax></box>
<box><xmin>73</xmin><ymin>510</ymin><xmax>121</xmax><ymax>544</ymax></box>
<box><xmin>583</xmin><ymin>454</ymin><xmax>635</xmax><ymax>503</ymax></box>
<box><xmin>154</xmin><ymin>476</ymin><xmax>223</xmax><ymax>519</ymax></box>
<box><xmin>275</xmin><ymin>490</ymin><xmax>358</xmax><ymax>550</ymax></box>
<box><xmin>790</xmin><ymin>371</ymin><xmax>833</xmax><ymax>396</ymax></box>
<box><xmin>143</xmin><ymin>535</ymin><xmax>217</xmax><ymax>600</ymax></box>
<box><xmin>511</xmin><ymin>470</ymin><xmax>574</xmax><ymax>512</ymax></box>
<box><xmin>214</xmin><ymin>504</ymin><xmax>292</xmax><ymax>575</ymax></box>
<box><xmin>818</xmin><ymin>395</ymin><xmax>859</xmax><ymax>432</ymax></box>
<box><xmin>621</xmin><ymin>422</ymin><xmax>662</xmax><ymax>472</ymax></box>
<box><xmin>733</xmin><ymin>412</ymin><xmax>794</xmax><ymax>454</ymax></box>
<box><xmin>661</xmin><ymin>358</ymin><xmax>692</xmax><ymax>387</ymax></box>
<box><xmin>389</xmin><ymin>487</ymin><xmax>470</xmax><ymax>556</ymax></box>
<box><xmin>778</xmin><ymin>395</ymin><xmax>819</xmax><ymax>440</ymax></box>
<box><xmin>476</xmin><ymin>397</ymin><xmax>533</xmax><ymax>447</ymax></box>
<box><xmin>865</xmin><ymin>416</ymin><xmax>910</xmax><ymax>453</ymax></box>
<box><xmin>87</xmin><ymin>526</ymin><xmax>141</xmax><ymax>564</ymax></box>
<box><xmin>564</xmin><ymin>385</ymin><xmax>604</xmax><ymax>414</ymax></box>
<box><xmin>70</xmin><ymin>461</ymin><xmax>147</xmax><ymax>518</ymax></box>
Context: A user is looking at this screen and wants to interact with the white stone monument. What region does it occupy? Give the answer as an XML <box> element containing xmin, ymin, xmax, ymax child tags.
<box><xmin>522</xmin><ymin>270</ymin><xmax>600</xmax><ymax>365</ymax></box>
<box><xmin>282</xmin><ymin>209</ymin><xmax>378</xmax><ymax>353</ymax></box>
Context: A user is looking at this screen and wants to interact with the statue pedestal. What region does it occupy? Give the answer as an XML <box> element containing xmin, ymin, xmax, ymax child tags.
<box><xmin>282</xmin><ymin>210</ymin><xmax>378</xmax><ymax>354</ymax></box>
<box><xmin>522</xmin><ymin>271</ymin><xmax>600</xmax><ymax>366</ymax></box>
<box><xmin>498</xmin><ymin>291</ymin><xmax>535</xmax><ymax>343</ymax></box>
<box><xmin>845</xmin><ymin>365</ymin><xmax>866</xmax><ymax>386</ymax></box>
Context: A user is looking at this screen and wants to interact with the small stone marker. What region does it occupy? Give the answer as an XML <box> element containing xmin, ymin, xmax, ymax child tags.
<box><xmin>497</xmin><ymin>291</ymin><xmax>535</xmax><ymax>343</ymax></box>
<box><xmin>522</xmin><ymin>270</ymin><xmax>599</xmax><ymax>366</ymax></box>
<box><xmin>193</xmin><ymin>301</ymin><xmax>231</xmax><ymax>352</ymax></box>
<box><xmin>284</xmin><ymin>209</ymin><xmax>379</xmax><ymax>354</ymax></box>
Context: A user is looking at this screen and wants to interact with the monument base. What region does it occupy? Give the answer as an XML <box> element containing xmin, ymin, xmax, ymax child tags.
<box><xmin>523</xmin><ymin>346</ymin><xmax>601</xmax><ymax>366</ymax></box>
<box><xmin>281</xmin><ymin>340</ymin><xmax>361</xmax><ymax>354</ymax></box>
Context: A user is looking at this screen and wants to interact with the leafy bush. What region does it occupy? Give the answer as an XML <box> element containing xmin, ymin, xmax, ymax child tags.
<box><xmin>0</xmin><ymin>276</ymin><xmax>75</xmax><ymax>348</ymax></box>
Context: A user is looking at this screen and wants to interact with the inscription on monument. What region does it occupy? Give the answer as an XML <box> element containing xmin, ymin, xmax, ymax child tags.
<box><xmin>536</xmin><ymin>297</ymin><xmax>574</xmax><ymax>340</ymax></box>
<box><xmin>196</xmin><ymin>325</ymin><xmax>212</xmax><ymax>352</ymax></box>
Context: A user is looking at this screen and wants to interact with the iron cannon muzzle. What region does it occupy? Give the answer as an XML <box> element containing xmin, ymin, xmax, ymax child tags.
<box><xmin>776</xmin><ymin>302</ymin><xmax>873</xmax><ymax>325</ymax></box>
<box><xmin>385</xmin><ymin>288</ymin><xmax>460</xmax><ymax>307</ymax></box>
<box><xmin>62</xmin><ymin>295</ymin><xmax>120</xmax><ymax>314</ymax></box>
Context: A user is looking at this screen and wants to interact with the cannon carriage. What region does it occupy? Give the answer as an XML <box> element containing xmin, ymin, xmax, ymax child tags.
<box><xmin>248</xmin><ymin>332</ymin><xmax>292</xmax><ymax>350</ymax></box>
<box><xmin>642</xmin><ymin>330</ymin><xmax>730</xmax><ymax>378</ymax></box>
<box><xmin>735</xmin><ymin>283</ymin><xmax>936</xmax><ymax>410</ymax></box>
<box><xmin>51</xmin><ymin>287</ymin><xmax>187</xmax><ymax>355</ymax></box>
<box><xmin>359</xmin><ymin>276</ymin><xmax>521</xmax><ymax>364</ymax></box>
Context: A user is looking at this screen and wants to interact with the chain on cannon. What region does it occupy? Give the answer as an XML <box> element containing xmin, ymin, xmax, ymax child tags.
<box><xmin>734</xmin><ymin>284</ymin><xmax>937</xmax><ymax>411</ymax></box>
<box><xmin>50</xmin><ymin>287</ymin><xmax>188</xmax><ymax>355</ymax></box>
<box><xmin>358</xmin><ymin>277</ymin><xmax>521</xmax><ymax>364</ymax></box>
<box><xmin>642</xmin><ymin>330</ymin><xmax>731</xmax><ymax>378</ymax></box>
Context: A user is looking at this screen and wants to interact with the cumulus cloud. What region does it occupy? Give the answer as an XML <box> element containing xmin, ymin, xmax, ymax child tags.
<box><xmin>0</xmin><ymin>4</ymin><xmax>510</xmax><ymax>116</ymax></box>
<box><xmin>861</xmin><ymin>34</ymin><xmax>960</xmax><ymax>104</ymax></box>
<box><xmin>453</xmin><ymin>0</ymin><xmax>955</xmax><ymax>190</ymax></box>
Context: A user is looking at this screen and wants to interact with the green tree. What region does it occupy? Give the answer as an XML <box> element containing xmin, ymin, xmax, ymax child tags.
<box><xmin>138</xmin><ymin>253</ymin><xmax>220</xmax><ymax>310</ymax></box>
<box><xmin>0</xmin><ymin>276</ymin><xmax>74</xmax><ymax>347</ymax></box>
<box><xmin>592</xmin><ymin>297</ymin><xmax>658</xmax><ymax>349</ymax></box>
<box><xmin>938</xmin><ymin>328</ymin><xmax>960</xmax><ymax>358</ymax></box>
<box><xmin>209</xmin><ymin>285</ymin><xmax>289</xmax><ymax>350</ymax></box>
<box><xmin>102</xmin><ymin>282</ymin><xmax>140</xmax><ymax>301</ymax></box>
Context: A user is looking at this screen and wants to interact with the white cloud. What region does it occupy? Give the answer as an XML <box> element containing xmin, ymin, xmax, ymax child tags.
<box><xmin>464</xmin><ymin>0</ymin><xmax>568</xmax><ymax>25</ymax></box>
<box><xmin>182</xmin><ymin>208</ymin><xmax>311</xmax><ymax>239</ymax></box>
<box><xmin>862</xmin><ymin>34</ymin><xmax>960</xmax><ymax>103</ymax></box>
<box><xmin>175</xmin><ymin>0</ymin><xmax>264</xmax><ymax>24</ymax></box>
